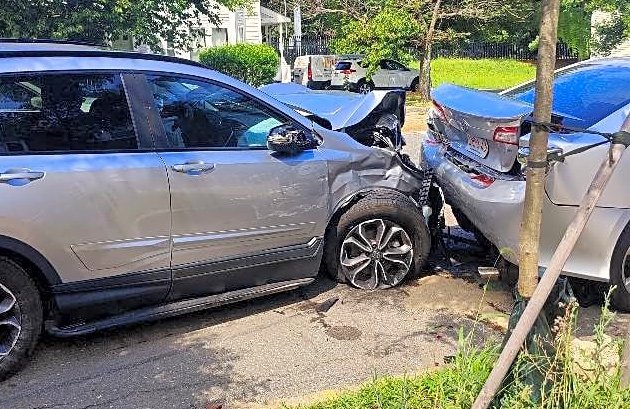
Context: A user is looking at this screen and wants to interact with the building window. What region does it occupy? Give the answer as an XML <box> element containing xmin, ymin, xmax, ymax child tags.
<box><xmin>166</xmin><ymin>41</ymin><xmax>176</xmax><ymax>57</ymax></box>
<box><xmin>190</xmin><ymin>27</ymin><xmax>207</xmax><ymax>60</ymax></box>
<box><xmin>211</xmin><ymin>28</ymin><xmax>228</xmax><ymax>46</ymax></box>
<box><xmin>236</xmin><ymin>9</ymin><xmax>246</xmax><ymax>43</ymax></box>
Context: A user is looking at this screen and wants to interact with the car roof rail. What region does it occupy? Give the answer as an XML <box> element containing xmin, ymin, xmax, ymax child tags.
<box><xmin>0</xmin><ymin>47</ymin><xmax>209</xmax><ymax>70</ymax></box>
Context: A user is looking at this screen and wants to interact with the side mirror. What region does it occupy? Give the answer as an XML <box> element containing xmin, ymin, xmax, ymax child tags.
<box><xmin>267</xmin><ymin>124</ymin><xmax>316</xmax><ymax>155</ymax></box>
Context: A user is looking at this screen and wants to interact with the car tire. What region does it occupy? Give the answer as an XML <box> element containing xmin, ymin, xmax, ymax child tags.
<box><xmin>610</xmin><ymin>224</ymin><xmax>630</xmax><ymax>312</ymax></box>
<box><xmin>324</xmin><ymin>190</ymin><xmax>431</xmax><ymax>289</ymax></box>
<box><xmin>410</xmin><ymin>78</ymin><xmax>420</xmax><ymax>92</ymax></box>
<box><xmin>0</xmin><ymin>257</ymin><xmax>43</xmax><ymax>380</ymax></box>
<box><xmin>356</xmin><ymin>80</ymin><xmax>374</xmax><ymax>94</ymax></box>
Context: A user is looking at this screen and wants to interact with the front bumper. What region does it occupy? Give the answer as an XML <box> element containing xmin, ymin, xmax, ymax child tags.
<box><xmin>421</xmin><ymin>131</ymin><xmax>525</xmax><ymax>264</ymax></box>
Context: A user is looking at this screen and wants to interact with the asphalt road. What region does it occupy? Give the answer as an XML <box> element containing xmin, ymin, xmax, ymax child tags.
<box><xmin>0</xmin><ymin>275</ymin><xmax>499</xmax><ymax>409</ymax></box>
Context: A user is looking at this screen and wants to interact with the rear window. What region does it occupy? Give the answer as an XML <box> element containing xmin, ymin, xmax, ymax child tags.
<box><xmin>505</xmin><ymin>64</ymin><xmax>630</xmax><ymax>128</ymax></box>
<box><xmin>335</xmin><ymin>61</ymin><xmax>353</xmax><ymax>71</ymax></box>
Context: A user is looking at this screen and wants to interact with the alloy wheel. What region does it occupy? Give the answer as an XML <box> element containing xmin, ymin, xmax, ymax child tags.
<box><xmin>0</xmin><ymin>283</ymin><xmax>21</xmax><ymax>361</ymax></box>
<box><xmin>340</xmin><ymin>218</ymin><xmax>413</xmax><ymax>289</ymax></box>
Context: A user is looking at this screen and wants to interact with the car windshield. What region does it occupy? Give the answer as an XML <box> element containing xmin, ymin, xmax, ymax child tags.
<box><xmin>504</xmin><ymin>64</ymin><xmax>630</xmax><ymax>128</ymax></box>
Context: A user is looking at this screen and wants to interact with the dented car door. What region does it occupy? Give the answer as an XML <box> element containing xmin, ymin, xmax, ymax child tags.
<box><xmin>144</xmin><ymin>74</ymin><xmax>330</xmax><ymax>299</ymax></box>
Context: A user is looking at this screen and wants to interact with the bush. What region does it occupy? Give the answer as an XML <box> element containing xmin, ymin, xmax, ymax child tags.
<box><xmin>198</xmin><ymin>43</ymin><xmax>279</xmax><ymax>87</ymax></box>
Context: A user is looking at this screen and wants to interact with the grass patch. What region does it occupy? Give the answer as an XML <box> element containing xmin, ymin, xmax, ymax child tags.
<box><xmin>288</xmin><ymin>290</ymin><xmax>630</xmax><ymax>409</ymax></box>
<box><xmin>409</xmin><ymin>58</ymin><xmax>536</xmax><ymax>90</ymax></box>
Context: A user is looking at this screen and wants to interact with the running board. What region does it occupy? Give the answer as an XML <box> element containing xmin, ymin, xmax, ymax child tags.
<box><xmin>47</xmin><ymin>278</ymin><xmax>315</xmax><ymax>337</ymax></box>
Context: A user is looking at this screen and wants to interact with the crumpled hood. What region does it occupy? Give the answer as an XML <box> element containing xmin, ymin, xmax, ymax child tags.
<box><xmin>260</xmin><ymin>83</ymin><xmax>403</xmax><ymax>130</ymax></box>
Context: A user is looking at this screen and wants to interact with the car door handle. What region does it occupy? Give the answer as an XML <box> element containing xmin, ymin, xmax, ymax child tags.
<box><xmin>172</xmin><ymin>161</ymin><xmax>215</xmax><ymax>174</ymax></box>
<box><xmin>0</xmin><ymin>169</ymin><xmax>45</xmax><ymax>182</ymax></box>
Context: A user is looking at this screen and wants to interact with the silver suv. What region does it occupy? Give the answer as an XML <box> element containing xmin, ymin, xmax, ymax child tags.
<box><xmin>0</xmin><ymin>41</ymin><xmax>430</xmax><ymax>378</ymax></box>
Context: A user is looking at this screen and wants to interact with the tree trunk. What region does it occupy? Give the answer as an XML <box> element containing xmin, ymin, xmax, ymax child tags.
<box><xmin>471</xmin><ymin>1</ymin><xmax>562</xmax><ymax>408</ymax></box>
<box><xmin>622</xmin><ymin>333</ymin><xmax>630</xmax><ymax>388</ymax></box>
<box><xmin>517</xmin><ymin>0</ymin><xmax>562</xmax><ymax>299</ymax></box>
<box><xmin>418</xmin><ymin>0</ymin><xmax>441</xmax><ymax>100</ymax></box>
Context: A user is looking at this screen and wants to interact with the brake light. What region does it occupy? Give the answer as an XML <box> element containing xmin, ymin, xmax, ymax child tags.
<box><xmin>470</xmin><ymin>173</ymin><xmax>495</xmax><ymax>187</ymax></box>
<box><xmin>432</xmin><ymin>100</ymin><xmax>447</xmax><ymax>122</ymax></box>
<box><xmin>307</xmin><ymin>63</ymin><xmax>313</xmax><ymax>81</ymax></box>
<box><xmin>341</xmin><ymin>69</ymin><xmax>356</xmax><ymax>75</ymax></box>
<box><xmin>493</xmin><ymin>126</ymin><xmax>519</xmax><ymax>145</ymax></box>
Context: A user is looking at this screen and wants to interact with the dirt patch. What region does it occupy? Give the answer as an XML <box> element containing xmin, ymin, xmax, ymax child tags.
<box><xmin>325</xmin><ymin>325</ymin><xmax>362</xmax><ymax>341</ymax></box>
<box><xmin>402</xmin><ymin>104</ymin><xmax>429</xmax><ymax>134</ymax></box>
<box><xmin>403</xmin><ymin>273</ymin><xmax>513</xmax><ymax>332</ymax></box>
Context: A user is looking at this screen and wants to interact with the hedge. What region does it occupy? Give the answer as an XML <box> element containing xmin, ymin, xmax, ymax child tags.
<box><xmin>199</xmin><ymin>43</ymin><xmax>279</xmax><ymax>87</ymax></box>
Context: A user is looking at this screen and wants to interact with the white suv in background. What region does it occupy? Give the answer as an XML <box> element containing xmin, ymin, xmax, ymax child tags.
<box><xmin>331</xmin><ymin>58</ymin><xmax>419</xmax><ymax>94</ymax></box>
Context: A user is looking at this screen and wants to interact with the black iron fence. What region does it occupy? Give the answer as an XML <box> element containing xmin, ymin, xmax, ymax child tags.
<box><xmin>267</xmin><ymin>35</ymin><xmax>333</xmax><ymax>66</ymax></box>
<box><xmin>267</xmin><ymin>36</ymin><xmax>579</xmax><ymax>66</ymax></box>
<box><xmin>433</xmin><ymin>41</ymin><xmax>578</xmax><ymax>61</ymax></box>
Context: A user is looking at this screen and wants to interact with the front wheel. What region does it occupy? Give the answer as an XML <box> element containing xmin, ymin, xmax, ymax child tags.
<box><xmin>0</xmin><ymin>258</ymin><xmax>43</xmax><ymax>380</ymax></box>
<box><xmin>325</xmin><ymin>190</ymin><xmax>431</xmax><ymax>289</ymax></box>
<box><xmin>610</xmin><ymin>226</ymin><xmax>630</xmax><ymax>311</ymax></box>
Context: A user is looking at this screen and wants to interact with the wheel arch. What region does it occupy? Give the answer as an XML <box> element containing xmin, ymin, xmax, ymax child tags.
<box><xmin>610</xmin><ymin>219</ymin><xmax>630</xmax><ymax>273</ymax></box>
<box><xmin>0</xmin><ymin>235</ymin><xmax>61</xmax><ymax>292</ymax></box>
<box><xmin>327</xmin><ymin>187</ymin><xmax>414</xmax><ymax>231</ymax></box>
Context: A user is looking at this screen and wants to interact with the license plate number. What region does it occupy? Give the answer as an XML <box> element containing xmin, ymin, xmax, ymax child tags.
<box><xmin>466</xmin><ymin>135</ymin><xmax>489</xmax><ymax>158</ymax></box>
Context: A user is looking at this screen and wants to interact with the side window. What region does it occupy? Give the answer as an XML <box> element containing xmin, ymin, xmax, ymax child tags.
<box><xmin>0</xmin><ymin>73</ymin><xmax>137</xmax><ymax>153</ymax></box>
<box><xmin>391</xmin><ymin>61</ymin><xmax>407</xmax><ymax>71</ymax></box>
<box><xmin>147</xmin><ymin>75</ymin><xmax>285</xmax><ymax>149</ymax></box>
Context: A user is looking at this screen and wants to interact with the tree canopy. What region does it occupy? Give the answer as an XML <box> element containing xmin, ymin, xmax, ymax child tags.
<box><xmin>0</xmin><ymin>0</ymin><xmax>249</xmax><ymax>50</ymax></box>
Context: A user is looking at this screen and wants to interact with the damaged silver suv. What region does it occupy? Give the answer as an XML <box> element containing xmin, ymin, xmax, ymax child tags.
<box><xmin>0</xmin><ymin>41</ymin><xmax>430</xmax><ymax>379</ymax></box>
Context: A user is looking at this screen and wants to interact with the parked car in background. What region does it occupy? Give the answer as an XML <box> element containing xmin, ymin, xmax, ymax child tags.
<box><xmin>331</xmin><ymin>57</ymin><xmax>419</xmax><ymax>94</ymax></box>
<box><xmin>292</xmin><ymin>55</ymin><xmax>337</xmax><ymax>90</ymax></box>
<box><xmin>0</xmin><ymin>41</ymin><xmax>431</xmax><ymax>379</ymax></box>
<box><xmin>421</xmin><ymin>58</ymin><xmax>630</xmax><ymax>311</ymax></box>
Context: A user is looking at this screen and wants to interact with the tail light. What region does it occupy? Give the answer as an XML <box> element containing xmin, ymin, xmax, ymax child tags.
<box><xmin>341</xmin><ymin>69</ymin><xmax>356</xmax><ymax>75</ymax></box>
<box><xmin>470</xmin><ymin>173</ymin><xmax>495</xmax><ymax>187</ymax></box>
<box><xmin>307</xmin><ymin>63</ymin><xmax>313</xmax><ymax>81</ymax></box>
<box><xmin>493</xmin><ymin>126</ymin><xmax>519</xmax><ymax>145</ymax></box>
<box><xmin>431</xmin><ymin>100</ymin><xmax>447</xmax><ymax>122</ymax></box>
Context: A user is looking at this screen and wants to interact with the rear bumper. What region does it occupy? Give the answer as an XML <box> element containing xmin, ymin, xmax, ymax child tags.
<box><xmin>421</xmin><ymin>131</ymin><xmax>617</xmax><ymax>282</ymax></box>
<box><xmin>421</xmin><ymin>132</ymin><xmax>524</xmax><ymax>264</ymax></box>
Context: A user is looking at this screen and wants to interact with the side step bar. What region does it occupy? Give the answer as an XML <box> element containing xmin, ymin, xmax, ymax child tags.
<box><xmin>47</xmin><ymin>278</ymin><xmax>315</xmax><ymax>337</ymax></box>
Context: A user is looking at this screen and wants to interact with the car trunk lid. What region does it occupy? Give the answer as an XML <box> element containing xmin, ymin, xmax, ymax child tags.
<box><xmin>431</xmin><ymin>84</ymin><xmax>533</xmax><ymax>173</ymax></box>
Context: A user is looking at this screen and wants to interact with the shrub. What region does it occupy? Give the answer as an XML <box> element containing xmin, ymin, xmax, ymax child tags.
<box><xmin>198</xmin><ymin>43</ymin><xmax>279</xmax><ymax>87</ymax></box>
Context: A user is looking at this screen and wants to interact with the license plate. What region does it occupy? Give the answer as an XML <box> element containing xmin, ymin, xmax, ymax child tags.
<box><xmin>466</xmin><ymin>135</ymin><xmax>489</xmax><ymax>158</ymax></box>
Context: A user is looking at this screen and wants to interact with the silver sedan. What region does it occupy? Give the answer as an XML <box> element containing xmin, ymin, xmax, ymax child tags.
<box><xmin>421</xmin><ymin>57</ymin><xmax>630</xmax><ymax>311</ymax></box>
